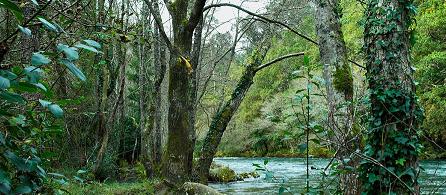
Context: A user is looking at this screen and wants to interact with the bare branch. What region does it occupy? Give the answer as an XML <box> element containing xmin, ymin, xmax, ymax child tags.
<box><xmin>255</xmin><ymin>52</ymin><xmax>305</xmax><ymax>72</ymax></box>
<box><xmin>204</xmin><ymin>3</ymin><xmax>365</xmax><ymax>69</ymax></box>
<box><xmin>188</xmin><ymin>0</ymin><xmax>208</xmax><ymax>32</ymax></box>
<box><xmin>144</xmin><ymin>0</ymin><xmax>174</xmax><ymax>52</ymax></box>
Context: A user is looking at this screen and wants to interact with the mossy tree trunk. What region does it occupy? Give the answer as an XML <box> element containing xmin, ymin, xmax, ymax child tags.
<box><xmin>313</xmin><ymin>0</ymin><xmax>359</xmax><ymax>193</ymax></box>
<box><xmin>145</xmin><ymin>0</ymin><xmax>207</xmax><ymax>184</ymax></box>
<box><xmin>360</xmin><ymin>0</ymin><xmax>421</xmax><ymax>193</ymax></box>
<box><xmin>198</xmin><ymin>48</ymin><xmax>305</xmax><ymax>184</ymax></box>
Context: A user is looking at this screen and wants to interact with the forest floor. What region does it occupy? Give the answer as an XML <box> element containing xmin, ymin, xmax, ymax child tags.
<box><xmin>65</xmin><ymin>180</ymin><xmax>154</xmax><ymax>195</ymax></box>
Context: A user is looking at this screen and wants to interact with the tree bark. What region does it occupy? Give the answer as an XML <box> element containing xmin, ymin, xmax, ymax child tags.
<box><xmin>312</xmin><ymin>0</ymin><xmax>358</xmax><ymax>193</ymax></box>
<box><xmin>198</xmin><ymin>49</ymin><xmax>305</xmax><ymax>184</ymax></box>
<box><xmin>145</xmin><ymin>0</ymin><xmax>207</xmax><ymax>184</ymax></box>
<box><xmin>361</xmin><ymin>0</ymin><xmax>420</xmax><ymax>193</ymax></box>
<box><xmin>150</xmin><ymin>0</ymin><xmax>166</xmax><ymax>176</ymax></box>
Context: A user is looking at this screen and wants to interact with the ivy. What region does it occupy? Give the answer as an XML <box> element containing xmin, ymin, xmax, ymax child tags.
<box><xmin>360</xmin><ymin>0</ymin><xmax>423</xmax><ymax>193</ymax></box>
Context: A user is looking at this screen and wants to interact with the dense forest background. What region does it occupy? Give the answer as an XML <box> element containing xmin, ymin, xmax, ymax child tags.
<box><xmin>0</xmin><ymin>0</ymin><xmax>445</xmax><ymax>193</ymax></box>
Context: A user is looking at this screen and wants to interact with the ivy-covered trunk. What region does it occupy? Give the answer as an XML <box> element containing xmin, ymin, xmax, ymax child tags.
<box><xmin>360</xmin><ymin>0</ymin><xmax>421</xmax><ymax>193</ymax></box>
<box><xmin>313</xmin><ymin>0</ymin><xmax>358</xmax><ymax>193</ymax></box>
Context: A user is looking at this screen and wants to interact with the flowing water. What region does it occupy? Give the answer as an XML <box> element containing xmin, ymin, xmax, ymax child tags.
<box><xmin>209</xmin><ymin>157</ymin><xmax>446</xmax><ymax>194</ymax></box>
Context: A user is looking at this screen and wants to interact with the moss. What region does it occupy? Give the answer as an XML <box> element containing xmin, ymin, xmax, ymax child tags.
<box><xmin>209</xmin><ymin>164</ymin><xmax>237</xmax><ymax>183</ymax></box>
<box><xmin>333</xmin><ymin>64</ymin><xmax>353</xmax><ymax>97</ymax></box>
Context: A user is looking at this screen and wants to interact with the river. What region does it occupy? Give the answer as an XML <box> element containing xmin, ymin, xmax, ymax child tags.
<box><xmin>209</xmin><ymin>157</ymin><xmax>446</xmax><ymax>194</ymax></box>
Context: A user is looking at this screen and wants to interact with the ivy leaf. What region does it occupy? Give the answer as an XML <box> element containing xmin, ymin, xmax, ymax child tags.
<box><xmin>37</xmin><ymin>17</ymin><xmax>58</xmax><ymax>32</ymax></box>
<box><xmin>31</xmin><ymin>53</ymin><xmax>51</xmax><ymax>66</ymax></box>
<box><xmin>84</xmin><ymin>39</ymin><xmax>101</xmax><ymax>49</ymax></box>
<box><xmin>60</xmin><ymin>59</ymin><xmax>86</xmax><ymax>81</ymax></box>
<box><xmin>395</xmin><ymin>158</ymin><xmax>406</xmax><ymax>166</ymax></box>
<box><xmin>57</xmin><ymin>44</ymin><xmax>79</xmax><ymax>61</ymax></box>
<box><xmin>75</xmin><ymin>43</ymin><xmax>101</xmax><ymax>53</ymax></box>
<box><xmin>0</xmin><ymin>0</ymin><xmax>24</xmax><ymax>21</ymax></box>
<box><xmin>0</xmin><ymin>76</ymin><xmax>10</xmax><ymax>89</ymax></box>
<box><xmin>18</xmin><ymin>25</ymin><xmax>32</xmax><ymax>37</ymax></box>
<box><xmin>368</xmin><ymin>173</ymin><xmax>379</xmax><ymax>183</ymax></box>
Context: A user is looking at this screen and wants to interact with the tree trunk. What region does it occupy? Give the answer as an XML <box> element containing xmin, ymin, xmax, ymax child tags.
<box><xmin>198</xmin><ymin>48</ymin><xmax>305</xmax><ymax>184</ymax></box>
<box><xmin>360</xmin><ymin>0</ymin><xmax>421</xmax><ymax>193</ymax></box>
<box><xmin>150</xmin><ymin>0</ymin><xmax>166</xmax><ymax>176</ymax></box>
<box><xmin>144</xmin><ymin>0</ymin><xmax>207</xmax><ymax>184</ymax></box>
<box><xmin>313</xmin><ymin>0</ymin><xmax>359</xmax><ymax>193</ymax></box>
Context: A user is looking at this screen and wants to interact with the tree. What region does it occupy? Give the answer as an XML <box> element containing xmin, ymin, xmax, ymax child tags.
<box><xmin>144</xmin><ymin>0</ymin><xmax>207</xmax><ymax>184</ymax></box>
<box><xmin>312</xmin><ymin>0</ymin><xmax>359</xmax><ymax>193</ymax></box>
<box><xmin>359</xmin><ymin>0</ymin><xmax>422</xmax><ymax>193</ymax></box>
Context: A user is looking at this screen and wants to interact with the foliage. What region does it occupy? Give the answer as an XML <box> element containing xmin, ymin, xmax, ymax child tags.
<box><xmin>413</xmin><ymin>0</ymin><xmax>446</xmax><ymax>158</ymax></box>
<box><xmin>359</xmin><ymin>0</ymin><xmax>423</xmax><ymax>193</ymax></box>
<box><xmin>0</xmin><ymin>0</ymin><xmax>100</xmax><ymax>193</ymax></box>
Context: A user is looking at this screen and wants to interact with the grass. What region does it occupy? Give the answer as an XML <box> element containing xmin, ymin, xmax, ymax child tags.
<box><xmin>62</xmin><ymin>180</ymin><xmax>154</xmax><ymax>195</ymax></box>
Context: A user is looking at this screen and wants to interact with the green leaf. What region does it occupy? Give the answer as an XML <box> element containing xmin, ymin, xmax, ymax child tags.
<box><xmin>278</xmin><ymin>186</ymin><xmax>286</xmax><ymax>194</ymax></box>
<box><xmin>4</xmin><ymin>151</ymin><xmax>29</xmax><ymax>171</ymax></box>
<box><xmin>14</xmin><ymin>185</ymin><xmax>32</xmax><ymax>194</ymax></box>
<box><xmin>18</xmin><ymin>25</ymin><xmax>32</xmax><ymax>37</ymax></box>
<box><xmin>37</xmin><ymin>17</ymin><xmax>58</xmax><ymax>32</ymax></box>
<box><xmin>60</xmin><ymin>59</ymin><xmax>86</xmax><ymax>81</ymax></box>
<box><xmin>38</xmin><ymin>99</ymin><xmax>52</xmax><ymax>107</ymax></box>
<box><xmin>368</xmin><ymin>173</ymin><xmax>378</xmax><ymax>183</ymax></box>
<box><xmin>33</xmin><ymin>83</ymin><xmax>47</xmax><ymax>91</ymax></box>
<box><xmin>0</xmin><ymin>132</ymin><xmax>4</xmax><ymax>145</ymax></box>
<box><xmin>24</xmin><ymin>66</ymin><xmax>43</xmax><ymax>83</ymax></box>
<box><xmin>0</xmin><ymin>91</ymin><xmax>25</xmax><ymax>104</ymax></box>
<box><xmin>48</xmin><ymin>104</ymin><xmax>63</xmax><ymax>118</ymax></box>
<box><xmin>84</xmin><ymin>39</ymin><xmax>101</xmax><ymax>49</ymax></box>
<box><xmin>31</xmin><ymin>53</ymin><xmax>51</xmax><ymax>66</ymax></box>
<box><xmin>76</xmin><ymin>170</ymin><xmax>87</xmax><ymax>174</ymax></box>
<box><xmin>395</xmin><ymin>158</ymin><xmax>406</xmax><ymax>166</ymax></box>
<box><xmin>75</xmin><ymin>43</ymin><xmax>101</xmax><ymax>53</ymax></box>
<box><xmin>30</xmin><ymin>0</ymin><xmax>38</xmax><ymax>6</ymax></box>
<box><xmin>263</xmin><ymin>159</ymin><xmax>268</xmax><ymax>165</ymax></box>
<box><xmin>39</xmin><ymin>99</ymin><xmax>63</xmax><ymax>118</ymax></box>
<box><xmin>57</xmin><ymin>44</ymin><xmax>79</xmax><ymax>61</ymax></box>
<box><xmin>0</xmin><ymin>169</ymin><xmax>11</xmax><ymax>194</ymax></box>
<box><xmin>0</xmin><ymin>76</ymin><xmax>10</xmax><ymax>89</ymax></box>
<box><xmin>303</xmin><ymin>56</ymin><xmax>310</xmax><ymax>66</ymax></box>
<box><xmin>0</xmin><ymin>0</ymin><xmax>23</xmax><ymax>21</ymax></box>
